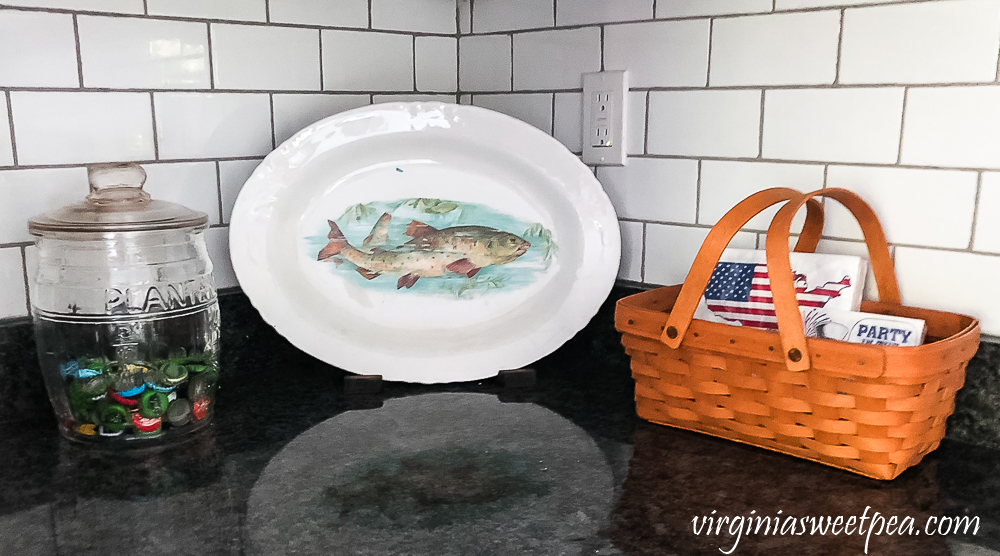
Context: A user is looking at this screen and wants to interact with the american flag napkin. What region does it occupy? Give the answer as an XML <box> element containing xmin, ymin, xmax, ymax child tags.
<box><xmin>693</xmin><ymin>249</ymin><xmax>867</xmax><ymax>332</ymax></box>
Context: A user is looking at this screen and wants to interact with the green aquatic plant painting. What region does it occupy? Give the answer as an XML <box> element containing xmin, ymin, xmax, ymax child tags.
<box><xmin>306</xmin><ymin>198</ymin><xmax>556</xmax><ymax>298</ymax></box>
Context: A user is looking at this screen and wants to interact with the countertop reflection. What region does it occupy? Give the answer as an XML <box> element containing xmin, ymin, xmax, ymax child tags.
<box><xmin>0</xmin><ymin>289</ymin><xmax>998</xmax><ymax>556</ymax></box>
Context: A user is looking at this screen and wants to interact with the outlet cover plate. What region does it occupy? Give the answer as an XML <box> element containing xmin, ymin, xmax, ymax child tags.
<box><xmin>582</xmin><ymin>70</ymin><xmax>628</xmax><ymax>166</ymax></box>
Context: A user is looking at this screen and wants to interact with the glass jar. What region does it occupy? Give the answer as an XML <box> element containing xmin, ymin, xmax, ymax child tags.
<box><xmin>28</xmin><ymin>163</ymin><xmax>219</xmax><ymax>444</ymax></box>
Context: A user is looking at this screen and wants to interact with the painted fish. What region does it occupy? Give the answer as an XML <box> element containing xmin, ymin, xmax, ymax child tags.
<box><xmin>317</xmin><ymin>213</ymin><xmax>531</xmax><ymax>289</ymax></box>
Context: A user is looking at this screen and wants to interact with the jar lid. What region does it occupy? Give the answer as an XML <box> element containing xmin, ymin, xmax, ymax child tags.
<box><xmin>28</xmin><ymin>163</ymin><xmax>209</xmax><ymax>234</ymax></box>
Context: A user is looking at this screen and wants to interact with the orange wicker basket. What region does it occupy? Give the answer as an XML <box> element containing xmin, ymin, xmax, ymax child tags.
<box><xmin>615</xmin><ymin>188</ymin><xmax>980</xmax><ymax>480</ymax></box>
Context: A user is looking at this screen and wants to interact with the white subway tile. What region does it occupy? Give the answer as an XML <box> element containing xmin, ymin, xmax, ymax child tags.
<box><xmin>372</xmin><ymin>94</ymin><xmax>455</xmax><ymax>103</ymax></box>
<box><xmin>372</xmin><ymin>0</ymin><xmax>456</xmax><ymax>33</ymax></box>
<box><xmin>220</xmin><ymin>159</ymin><xmax>261</xmax><ymax>224</ymax></box>
<box><xmin>825</xmin><ymin>166</ymin><xmax>977</xmax><ymax>249</ymax></box>
<box><xmin>78</xmin><ymin>16</ymin><xmax>210</xmax><ymax>89</ymax></box>
<box><xmin>0</xmin><ymin>11</ymin><xmax>78</xmax><ymax>87</ymax></box>
<box><xmin>894</xmin><ymin>248</ymin><xmax>1000</xmax><ymax>335</ymax></box>
<box><xmin>473</xmin><ymin>0</ymin><xmax>553</xmax><ymax>33</ymax></box>
<box><xmin>597</xmin><ymin>158</ymin><xmax>698</xmax><ymax>223</ymax></box>
<box><xmin>557</xmin><ymin>0</ymin><xmax>653</xmax><ymax>25</ymax></box>
<box><xmin>416</xmin><ymin>37</ymin><xmax>457</xmax><ymax>93</ymax></box>
<box><xmin>840</xmin><ymin>1</ymin><xmax>1000</xmax><ymax>85</ymax></box>
<box><xmin>0</xmin><ymin>167</ymin><xmax>87</xmax><ymax>244</ymax></box>
<box><xmin>459</xmin><ymin>35</ymin><xmax>511</xmax><ymax>92</ymax></box>
<box><xmin>902</xmin><ymin>87</ymin><xmax>1000</xmax><ymax>170</ymax></box>
<box><xmin>605</xmin><ymin>20</ymin><xmax>709</xmax><ymax>88</ymax></box>
<box><xmin>153</xmin><ymin>93</ymin><xmax>271</xmax><ymax>159</ymax></box>
<box><xmin>619</xmin><ymin>221</ymin><xmax>643</xmax><ymax>282</ymax></box>
<box><xmin>0</xmin><ymin>248</ymin><xmax>27</xmax><ymax>319</ymax></box>
<box><xmin>472</xmin><ymin>94</ymin><xmax>553</xmax><ymax>134</ymax></box>
<box><xmin>273</xmin><ymin>94</ymin><xmax>370</xmax><ymax>145</ymax></box>
<box><xmin>10</xmin><ymin>92</ymin><xmax>154</xmax><ymax>165</ymax></box>
<box><xmin>645</xmin><ymin>224</ymin><xmax>756</xmax><ymax>286</ymax></box>
<box><xmin>626</xmin><ymin>91</ymin><xmax>645</xmax><ymax>156</ymax></box>
<box><xmin>205</xmin><ymin>226</ymin><xmax>238</xmax><ymax>289</ymax></box>
<box><xmin>269</xmin><ymin>0</ymin><xmax>368</xmax><ymax>28</ymax></box>
<box><xmin>141</xmin><ymin>162</ymin><xmax>221</xmax><ymax>225</ymax></box>
<box><xmin>777</xmin><ymin>0</ymin><xmax>911</xmax><ymax>9</ymax></box>
<box><xmin>553</xmin><ymin>93</ymin><xmax>582</xmax><ymax>152</ymax></box>
<box><xmin>152</xmin><ymin>160</ymin><xmax>227</xmax><ymax>237</ymax></box>
<box><xmin>698</xmin><ymin>161</ymin><xmax>825</xmax><ymax>229</ymax></box>
<box><xmin>710</xmin><ymin>12</ymin><xmax>840</xmax><ymax>87</ymax></box>
<box><xmin>211</xmin><ymin>25</ymin><xmax>320</xmax><ymax>91</ymax></box>
<box><xmin>647</xmin><ymin>90</ymin><xmax>762</xmax><ymax>158</ymax></box>
<box><xmin>762</xmin><ymin>88</ymin><xmax>903</xmax><ymax>164</ymax></box>
<box><xmin>458</xmin><ymin>94</ymin><xmax>472</xmax><ymax>105</ymax></box>
<box><xmin>146</xmin><ymin>0</ymin><xmax>266</xmax><ymax>21</ymax></box>
<box><xmin>815</xmin><ymin>239</ymin><xmax>892</xmax><ymax>302</ymax></box>
<box><xmin>514</xmin><ymin>28</ymin><xmax>601</xmax><ymax>90</ymax></box>
<box><xmin>975</xmin><ymin>173</ymin><xmax>1000</xmax><ymax>253</ymax></box>
<box><xmin>460</xmin><ymin>0</ymin><xmax>472</xmax><ymax>34</ymax></box>
<box><xmin>322</xmin><ymin>30</ymin><xmax>414</xmax><ymax>92</ymax></box>
<box><xmin>657</xmin><ymin>0</ymin><xmax>771</xmax><ymax>17</ymax></box>
<box><xmin>0</xmin><ymin>0</ymin><xmax>142</xmax><ymax>13</ymax></box>
<box><xmin>0</xmin><ymin>96</ymin><xmax>12</xmax><ymax>167</ymax></box>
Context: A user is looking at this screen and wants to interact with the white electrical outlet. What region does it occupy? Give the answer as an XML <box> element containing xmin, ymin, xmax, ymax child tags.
<box><xmin>582</xmin><ymin>70</ymin><xmax>628</xmax><ymax>166</ymax></box>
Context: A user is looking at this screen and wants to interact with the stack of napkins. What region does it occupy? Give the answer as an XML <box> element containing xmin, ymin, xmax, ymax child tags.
<box><xmin>694</xmin><ymin>248</ymin><xmax>925</xmax><ymax>347</ymax></box>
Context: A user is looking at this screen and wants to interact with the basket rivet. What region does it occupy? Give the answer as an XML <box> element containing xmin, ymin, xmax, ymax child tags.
<box><xmin>788</xmin><ymin>348</ymin><xmax>802</xmax><ymax>362</ymax></box>
<box><xmin>729</xmin><ymin>339</ymin><xmax>736</xmax><ymax>344</ymax></box>
<box><xmin>665</xmin><ymin>326</ymin><xmax>678</xmax><ymax>339</ymax></box>
<box><xmin>627</xmin><ymin>319</ymin><xmax>634</xmax><ymax>325</ymax></box>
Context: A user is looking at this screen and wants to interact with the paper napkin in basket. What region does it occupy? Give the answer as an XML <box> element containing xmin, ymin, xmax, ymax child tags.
<box><xmin>694</xmin><ymin>249</ymin><xmax>868</xmax><ymax>331</ymax></box>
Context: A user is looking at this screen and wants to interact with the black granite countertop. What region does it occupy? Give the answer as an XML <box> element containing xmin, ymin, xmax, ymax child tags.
<box><xmin>0</xmin><ymin>287</ymin><xmax>998</xmax><ymax>556</ymax></box>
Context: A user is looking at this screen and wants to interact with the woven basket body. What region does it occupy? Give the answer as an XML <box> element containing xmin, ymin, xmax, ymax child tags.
<box><xmin>616</xmin><ymin>188</ymin><xmax>980</xmax><ymax>480</ymax></box>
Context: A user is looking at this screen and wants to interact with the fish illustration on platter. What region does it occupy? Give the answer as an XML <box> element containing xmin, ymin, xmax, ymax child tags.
<box><xmin>317</xmin><ymin>212</ymin><xmax>531</xmax><ymax>290</ymax></box>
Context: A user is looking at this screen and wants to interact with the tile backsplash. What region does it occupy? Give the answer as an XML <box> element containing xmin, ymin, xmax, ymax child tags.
<box><xmin>3</xmin><ymin>0</ymin><xmax>1000</xmax><ymax>341</ymax></box>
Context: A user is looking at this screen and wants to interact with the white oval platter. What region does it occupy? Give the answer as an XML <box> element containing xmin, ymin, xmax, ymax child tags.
<box><xmin>229</xmin><ymin>102</ymin><xmax>620</xmax><ymax>383</ymax></box>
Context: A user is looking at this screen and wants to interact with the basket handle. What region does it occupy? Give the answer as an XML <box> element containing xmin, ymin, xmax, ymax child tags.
<box><xmin>766</xmin><ymin>188</ymin><xmax>900</xmax><ymax>372</ymax></box>
<box><xmin>660</xmin><ymin>188</ymin><xmax>824</xmax><ymax>348</ymax></box>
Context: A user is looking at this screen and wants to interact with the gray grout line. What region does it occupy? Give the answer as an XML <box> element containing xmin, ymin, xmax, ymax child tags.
<box><xmin>368</xmin><ymin>0</ymin><xmax>373</xmax><ymax>29</ymax></box>
<box><xmin>215</xmin><ymin>161</ymin><xmax>224</xmax><ymax>225</ymax></box>
<box><xmin>550</xmin><ymin>93</ymin><xmax>556</xmax><ymax>139</ymax></box>
<box><xmin>705</xmin><ymin>19</ymin><xmax>714</xmax><ymax>87</ymax></box>
<box><xmin>0</xmin><ymin>241</ymin><xmax>36</xmax><ymax>249</ymax></box>
<box><xmin>834</xmin><ymin>9</ymin><xmax>845</xmax><ymax>85</ymax></box>
<box><xmin>317</xmin><ymin>30</ymin><xmax>324</xmax><ymax>90</ymax></box>
<box><xmin>20</xmin><ymin>245</ymin><xmax>30</xmax><ymax>317</ymax></box>
<box><xmin>4</xmin><ymin>154</ymin><xmax>997</xmax><ymax>175</ymax></box>
<box><xmin>71</xmin><ymin>14</ymin><xmax>84</xmax><ymax>88</ymax></box>
<box><xmin>264</xmin><ymin>0</ymin><xmax>270</xmax><ymax>23</ymax></box>
<box><xmin>269</xmin><ymin>93</ymin><xmax>276</xmax><ymax>149</ymax></box>
<box><xmin>643</xmin><ymin>91</ymin><xmax>650</xmax><ymax>154</ymax></box>
<box><xmin>6</xmin><ymin>81</ymin><xmax>1000</xmax><ymax>95</ymax></box>
<box><xmin>412</xmin><ymin>36</ymin><xmax>418</xmax><ymax>92</ymax></box>
<box><xmin>896</xmin><ymin>87</ymin><xmax>908</xmax><ymax>164</ymax></box>
<box><xmin>1</xmin><ymin>156</ymin><xmax>267</xmax><ymax>173</ymax></box>
<box><xmin>0</xmin><ymin>5</ymin><xmax>460</xmax><ymax>36</ymax></box>
<box><xmin>996</xmin><ymin>37</ymin><xmax>1000</xmax><ymax>82</ymax></box>
<box><xmin>623</xmin><ymin>154</ymin><xmax>996</xmax><ymax>174</ymax></box>
<box><xmin>652</xmin><ymin>0</ymin><xmax>658</xmax><ymax>19</ymax></box>
<box><xmin>553</xmin><ymin>0</ymin><xmax>558</xmax><ymax>27</ymax></box>
<box><xmin>822</xmin><ymin>164</ymin><xmax>829</xmax><ymax>189</ymax></box>
<box><xmin>206</xmin><ymin>22</ymin><xmax>216</xmax><ymax>89</ymax></box>
<box><xmin>970</xmin><ymin>172</ymin><xmax>983</xmax><ymax>250</ymax></box>
<box><xmin>600</xmin><ymin>25</ymin><xmax>605</xmax><ymax>71</ymax></box>
<box><xmin>509</xmin><ymin>34</ymin><xmax>515</xmax><ymax>91</ymax></box>
<box><xmin>5</xmin><ymin>91</ymin><xmax>17</xmax><ymax>166</ymax></box>
<box><xmin>142</xmin><ymin>0</ymin><xmax>147</xmax><ymax>16</ymax></box>
<box><xmin>695</xmin><ymin>160</ymin><xmax>702</xmax><ymax>224</ymax></box>
<box><xmin>469</xmin><ymin>0</ymin><xmax>475</xmax><ymax>34</ymax></box>
<box><xmin>772</xmin><ymin>0</ymin><xmax>776</xmax><ymax>11</ymax></box>
<box><xmin>148</xmin><ymin>92</ymin><xmax>159</xmax><ymax>159</ymax></box>
<box><xmin>757</xmin><ymin>90</ymin><xmax>765</xmax><ymax>158</ymax></box>
<box><xmin>640</xmin><ymin>222</ymin><xmax>647</xmax><ymax>282</ymax></box>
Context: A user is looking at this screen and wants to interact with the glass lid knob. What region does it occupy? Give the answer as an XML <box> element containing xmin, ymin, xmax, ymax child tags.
<box><xmin>86</xmin><ymin>162</ymin><xmax>151</xmax><ymax>206</ymax></box>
